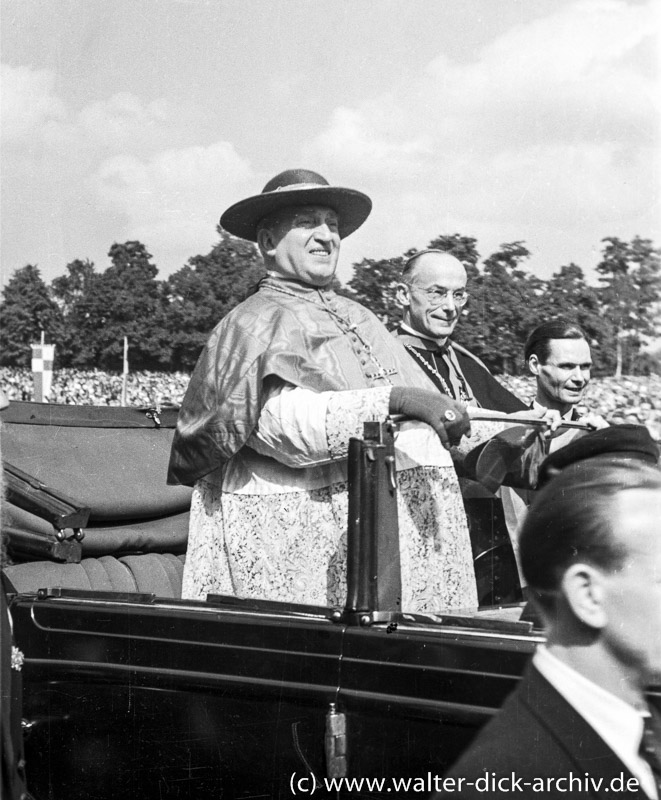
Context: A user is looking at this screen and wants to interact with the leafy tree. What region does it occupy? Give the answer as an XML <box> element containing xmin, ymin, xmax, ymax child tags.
<box><xmin>458</xmin><ymin>242</ymin><xmax>541</xmax><ymax>374</ymax></box>
<box><xmin>85</xmin><ymin>241</ymin><xmax>171</xmax><ymax>370</ymax></box>
<box><xmin>0</xmin><ymin>265</ymin><xmax>65</xmax><ymax>367</ymax></box>
<box><xmin>425</xmin><ymin>234</ymin><xmax>481</xmax><ymax>279</ymax></box>
<box><xmin>51</xmin><ymin>259</ymin><xmax>96</xmax><ymax>315</ymax></box>
<box><xmin>345</xmin><ymin>256</ymin><xmax>405</xmax><ymax>327</ymax></box>
<box><xmin>543</xmin><ymin>263</ymin><xmax>613</xmax><ymax>375</ymax></box>
<box><xmin>50</xmin><ymin>259</ymin><xmax>99</xmax><ymax>367</ymax></box>
<box><xmin>596</xmin><ymin>236</ymin><xmax>661</xmax><ymax>377</ymax></box>
<box><xmin>4</xmin><ymin>231</ymin><xmax>658</xmax><ymax>380</ymax></box>
<box><xmin>165</xmin><ymin>229</ymin><xmax>265</xmax><ymax>370</ymax></box>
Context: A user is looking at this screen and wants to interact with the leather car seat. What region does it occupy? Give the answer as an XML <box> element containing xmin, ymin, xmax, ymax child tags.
<box><xmin>3</xmin><ymin>553</ymin><xmax>186</xmax><ymax>598</ymax></box>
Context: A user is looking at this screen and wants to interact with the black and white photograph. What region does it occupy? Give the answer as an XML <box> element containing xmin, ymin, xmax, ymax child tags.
<box><xmin>1</xmin><ymin>1</ymin><xmax>660</xmax><ymax>797</ymax></box>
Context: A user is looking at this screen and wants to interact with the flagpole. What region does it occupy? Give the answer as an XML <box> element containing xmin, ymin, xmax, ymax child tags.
<box><xmin>121</xmin><ymin>336</ymin><xmax>128</xmax><ymax>406</ymax></box>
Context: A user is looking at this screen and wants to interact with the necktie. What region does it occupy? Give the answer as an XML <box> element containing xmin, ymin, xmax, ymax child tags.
<box><xmin>640</xmin><ymin>713</ymin><xmax>661</xmax><ymax>795</ymax></box>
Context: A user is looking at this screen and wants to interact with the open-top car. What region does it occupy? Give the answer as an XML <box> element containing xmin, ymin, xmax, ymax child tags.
<box><xmin>2</xmin><ymin>400</ymin><xmax>554</xmax><ymax>799</ymax></box>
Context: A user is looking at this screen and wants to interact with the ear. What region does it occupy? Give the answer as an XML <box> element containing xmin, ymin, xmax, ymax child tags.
<box><xmin>257</xmin><ymin>227</ymin><xmax>277</xmax><ymax>258</ymax></box>
<box><xmin>395</xmin><ymin>282</ymin><xmax>411</xmax><ymax>309</ymax></box>
<box><xmin>560</xmin><ymin>563</ymin><xmax>608</xmax><ymax>631</ymax></box>
<box><xmin>528</xmin><ymin>354</ymin><xmax>540</xmax><ymax>376</ymax></box>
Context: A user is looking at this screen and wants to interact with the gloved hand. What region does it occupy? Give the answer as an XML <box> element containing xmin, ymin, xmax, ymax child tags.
<box><xmin>389</xmin><ymin>387</ymin><xmax>471</xmax><ymax>450</ymax></box>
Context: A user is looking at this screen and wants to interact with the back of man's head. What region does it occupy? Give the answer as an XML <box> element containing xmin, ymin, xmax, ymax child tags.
<box><xmin>520</xmin><ymin>457</ymin><xmax>661</xmax><ymax>605</ymax></box>
<box><xmin>524</xmin><ymin>319</ymin><xmax>587</xmax><ymax>364</ymax></box>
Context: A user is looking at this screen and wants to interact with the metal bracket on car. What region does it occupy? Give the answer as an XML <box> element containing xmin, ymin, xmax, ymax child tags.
<box><xmin>325</xmin><ymin>703</ymin><xmax>347</xmax><ymax>779</ymax></box>
<box><xmin>339</xmin><ymin>610</ymin><xmax>400</xmax><ymax>627</ymax></box>
<box><xmin>36</xmin><ymin>587</ymin><xmax>157</xmax><ymax>604</ymax></box>
<box><xmin>4</xmin><ymin>462</ymin><xmax>90</xmax><ymax>533</ymax></box>
<box><xmin>3</xmin><ymin>462</ymin><xmax>89</xmax><ymax>562</ymax></box>
<box><xmin>145</xmin><ymin>405</ymin><xmax>162</xmax><ymax>428</ymax></box>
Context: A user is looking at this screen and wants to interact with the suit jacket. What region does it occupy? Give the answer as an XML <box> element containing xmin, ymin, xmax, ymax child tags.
<box><xmin>394</xmin><ymin>328</ymin><xmax>526</xmax><ymax>413</ymax></box>
<box><xmin>438</xmin><ymin>664</ymin><xmax>649</xmax><ymax>799</ymax></box>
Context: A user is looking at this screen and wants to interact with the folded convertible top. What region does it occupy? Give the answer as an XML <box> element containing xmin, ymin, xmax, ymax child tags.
<box><xmin>2</xmin><ymin>402</ymin><xmax>191</xmax><ymax>522</ymax></box>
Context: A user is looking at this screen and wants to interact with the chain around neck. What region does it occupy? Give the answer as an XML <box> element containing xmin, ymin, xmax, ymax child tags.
<box><xmin>263</xmin><ymin>280</ymin><xmax>396</xmax><ymax>384</ymax></box>
<box><xmin>405</xmin><ymin>344</ymin><xmax>472</xmax><ymax>402</ymax></box>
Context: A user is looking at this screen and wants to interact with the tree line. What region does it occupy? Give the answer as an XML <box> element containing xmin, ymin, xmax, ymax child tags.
<box><xmin>1</xmin><ymin>229</ymin><xmax>659</xmax><ymax>377</ymax></box>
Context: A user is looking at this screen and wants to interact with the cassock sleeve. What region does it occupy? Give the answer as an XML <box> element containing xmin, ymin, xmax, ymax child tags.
<box><xmin>248</xmin><ymin>384</ymin><xmax>392</xmax><ymax>468</ymax></box>
<box><xmin>250</xmin><ymin>383</ymin><xmax>454</xmax><ymax>471</ymax></box>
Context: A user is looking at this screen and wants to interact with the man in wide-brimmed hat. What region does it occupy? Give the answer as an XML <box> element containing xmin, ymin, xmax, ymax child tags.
<box><xmin>168</xmin><ymin>169</ymin><xmax>477</xmax><ymax>612</ymax></box>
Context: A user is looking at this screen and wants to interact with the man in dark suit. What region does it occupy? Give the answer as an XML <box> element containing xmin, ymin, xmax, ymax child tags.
<box><xmin>494</xmin><ymin>320</ymin><xmax>611</xmax><ymax>580</ymax></box>
<box><xmin>439</xmin><ymin>453</ymin><xmax>661</xmax><ymax>799</ymax></box>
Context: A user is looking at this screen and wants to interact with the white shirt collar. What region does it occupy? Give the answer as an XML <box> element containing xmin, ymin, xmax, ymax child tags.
<box><xmin>399</xmin><ymin>322</ymin><xmax>449</xmax><ymax>348</ymax></box>
<box><xmin>532</xmin><ymin>398</ymin><xmax>574</xmax><ymax>420</ymax></box>
<box><xmin>533</xmin><ymin>646</ymin><xmax>657</xmax><ymax>799</ymax></box>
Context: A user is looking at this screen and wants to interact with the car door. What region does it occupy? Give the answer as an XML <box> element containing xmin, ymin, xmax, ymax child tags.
<box><xmin>336</xmin><ymin>615</ymin><xmax>540</xmax><ymax>794</ymax></box>
<box><xmin>10</xmin><ymin>590</ymin><xmax>346</xmax><ymax>799</ymax></box>
<box><xmin>1</xmin><ymin>574</ymin><xmax>27</xmax><ymax>800</ymax></box>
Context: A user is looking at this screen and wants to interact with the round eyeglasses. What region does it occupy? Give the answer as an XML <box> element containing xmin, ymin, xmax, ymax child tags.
<box><xmin>405</xmin><ymin>284</ymin><xmax>469</xmax><ymax>307</ymax></box>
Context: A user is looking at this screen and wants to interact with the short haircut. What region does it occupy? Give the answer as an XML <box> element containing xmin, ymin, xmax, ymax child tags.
<box><xmin>256</xmin><ymin>209</ymin><xmax>288</xmax><ymax>237</ymax></box>
<box><xmin>524</xmin><ymin>320</ymin><xmax>587</xmax><ymax>364</ymax></box>
<box><xmin>519</xmin><ymin>458</ymin><xmax>661</xmax><ymax>602</ymax></box>
<box><xmin>401</xmin><ymin>249</ymin><xmax>457</xmax><ymax>282</ymax></box>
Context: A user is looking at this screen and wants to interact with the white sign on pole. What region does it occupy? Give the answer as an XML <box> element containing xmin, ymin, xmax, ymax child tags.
<box><xmin>31</xmin><ymin>343</ymin><xmax>55</xmax><ymax>402</ymax></box>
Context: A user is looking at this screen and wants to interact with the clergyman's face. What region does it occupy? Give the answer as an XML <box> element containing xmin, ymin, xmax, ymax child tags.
<box><xmin>398</xmin><ymin>254</ymin><xmax>468</xmax><ymax>342</ymax></box>
<box><xmin>529</xmin><ymin>337</ymin><xmax>592</xmax><ymax>412</ymax></box>
<box><xmin>602</xmin><ymin>488</ymin><xmax>661</xmax><ymax>688</ymax></box>
<box><xmin>261</xmin><ymin>205</ymin><xmax>340</xmax><ymax>287</ymax></box>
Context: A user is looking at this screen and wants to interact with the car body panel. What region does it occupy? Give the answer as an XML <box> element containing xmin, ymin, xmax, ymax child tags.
<box><xmin>1</xmin><ymin>404</ymin><xmax>539</xmax><ymax>798</ymax></box>
<box><xmin>7</xmin><ymin>588</ymin><xmax>545</xmax><ymax>798</ymax></box>
<box><xmin>11</xmin><ymin>593</ymin><xmax>345</xmax><ymax>798</ymax></box>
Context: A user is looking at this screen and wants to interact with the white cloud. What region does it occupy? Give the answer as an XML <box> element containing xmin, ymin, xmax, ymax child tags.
<box><xmin>306</xmin><ymin>106</ymin><xmax>432</xmax><ymax>175</ymax></box>
<box><xmin>91</xmin><ymin>142</ymin><xmax>254</xmax><ymax>259</ymax></box>
<box><xmin>1</xmin><ymin>66</ymin><xmax>256</xmax><ymax>275</ymax></box>
<box><xmin>1</xmin><ymin>64</ymin><xmax>191</xmax><ymax>173</ymax></box>
<box><xmin>36</xmin><ymin>92</ymin><xmax>186</xmax><ymax>166</ymax></box>
<box><xmin>76</xmin><ymin>93</ymin><xmax>172</xmax><ymax>151</ymax></box>
<box><xmin>306</xmin><ymin>0</ymin><xmax>659</xmax><ymax>270</ymax></box>
<box><xmin>421</xmin><ymin>0</ymin><xmax>657</xmax><ymax>148</ymax></box>
<box><xmin>1</xmin><ymin>63</ymin><xmax>66</xmax><ymax>142</ymax></box>
<box><xmin>2</xmin><ymin>0</ymin><xmax>658</xmax><ymax>285</ymax></box>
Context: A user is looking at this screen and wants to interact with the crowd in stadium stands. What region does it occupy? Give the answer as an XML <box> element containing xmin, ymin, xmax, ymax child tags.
<box><xmin>1</xmin><ymin>367</ymin><xmax>660</xmax><ymax>440</ymax></box>
<box><xmin>0</xmin><ymin>368</ymin><xmax>189</xmax><ymax>408</ymax></box>
<box><xmin>499</xmin><ymin>374</ymin><xmax>661</xmax><ymax>440</ymax></box>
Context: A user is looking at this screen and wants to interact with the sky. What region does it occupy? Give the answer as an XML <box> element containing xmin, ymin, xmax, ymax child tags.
<box><xmin>1</xmin><ymin>0</ymin><xmax>659</xmax><ymax>288</ymax></box>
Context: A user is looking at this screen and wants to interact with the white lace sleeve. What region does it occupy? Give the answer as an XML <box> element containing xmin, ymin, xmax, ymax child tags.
<box><xmin>248</xmin><ymin>383</ymin><xmax>392</xmax><ymax>467</ymax></box>
<box><xmin>326</xmin><ymin>386</ymin><xmax>392</xmax><ymax>460</ymax></box>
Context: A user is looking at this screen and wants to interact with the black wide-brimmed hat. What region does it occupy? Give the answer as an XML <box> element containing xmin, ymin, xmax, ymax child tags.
<box><xmin>536</xmin><ymin>423</ymin><xmax>660</xmax><ymax>488</ymax></box>
<box><xmin>220</xmin><ymin>168</ymin><xmax>372</xmax><ymax>242</ymax></box>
